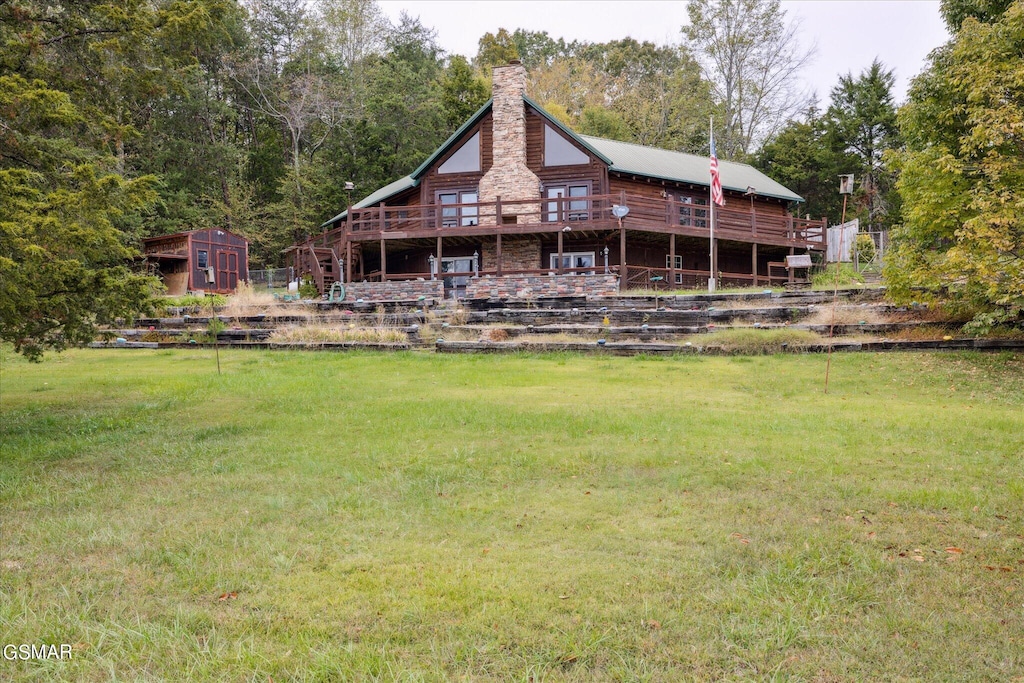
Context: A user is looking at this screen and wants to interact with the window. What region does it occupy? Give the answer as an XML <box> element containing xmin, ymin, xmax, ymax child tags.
<box><xmin>545</xmin><ymin>183</ymin><xmax>591</xmax><ymax>222</ymax></box>
<box><xmin>438</xmin><ymin>132</ymin><xmax>481</xmax><ymax>174</ymax></box>
<box><xmin>677</xmin><ymin>196</ymin><xmax>708</xmax><ymax>228</ymax></box>
<box><xmin>666</xmin><ymin>255</ymin><xmax>683</xmax><ymax>284</ymax></box>
<box><xmin>437</xmin><ymin>190</ymin><xmax>479</xmax><ymax>227</ymax></box>
<box><xmin>550</xmin><ymin>251</ymin><xmax>595</xmax><ymax>274</ymax></box>
<box><xmin>544</xmin><ymin>125</ymin><xmax>590</xmax><ymax>166</ymax></box>
<box><xmin>197</xmin><ymin>250</ymin><xmax>208</xmax><ymax>268</ymax></box>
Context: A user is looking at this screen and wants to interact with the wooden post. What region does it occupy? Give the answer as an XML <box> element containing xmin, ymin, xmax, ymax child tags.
<box><xmin>557</xmin><ymin>230</ymin><xmax>564</xmax><ymax>274</ymax></box>
<box><xmin>752</xmin><ymin>243</ymin><xmax>758</xmax><ymax>286</ymax></box>
<box><xmin>496</xmin><ymin>233</ymin><xmax>503</xmax><ymax>276</ymax></box>
<box><xmin>380</xmin><ymin>240</ymin><xmax>386</xmax><ymax>281</ymax></box>
<box><xmin>669</xmin><ymin>233</ymin><xmax>676</xmax><ymax>287</ymax></box>
<box><xmin>712</xmin><ymin>238</ymin><xmax>718</xmax><ymax>286</ymax></box>
<box><xmin>788</xmin><ymin>246</ymin><xmax>795</xmax><ymax>284</ymax></box>
<box><xmin>495</xmin><ymin>195</ymin><xmax>502</xmax><ymax>227</ymax></box>
<box><xmin>346</xmin><ymin>239</ymin><xmax>352</xmax><ymax>283</ymax></box>
<box><xmin>437</xmin><ymin>236</ymin><xmax>443</xmax><ymax>277</ymax></box>
<box><xmin>619</xmin><ymin>226</ymin><xmax>627</xmax><ymax>290</ymax></box>
<box><xmin>379</xmin><ymin>202</ymin><xmax>386</xmax><ymax>233</ymax></box>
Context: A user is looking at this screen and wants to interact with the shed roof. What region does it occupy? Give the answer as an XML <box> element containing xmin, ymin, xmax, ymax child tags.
<box><xmin>142</xmin><ymin>227</ymin><xmax>249</xmax><ymax>244</ymax></box>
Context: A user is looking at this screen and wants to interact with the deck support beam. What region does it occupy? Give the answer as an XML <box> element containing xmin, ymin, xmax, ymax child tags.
<box><xmin>669</xmin><ymin>234</ymin><xmax>676</xmax><ymax>287</ymax></box>
<box><xmin>437</xmin><ymin>236</ymin><xmax>443</xmax><ymax>281</ymax></box>
<box><xmin>752</xmin><ymin>243</ymin><xmax>758</xmax><ymax>286</ymax></box>
<box><xmin>380</xmin><ymin>240</ymin><xmax>386</xmax><ymax>281</ymax></box>
<box><xmin>619</xmin><ymin>227</ymin><xmax>627</xmax><ymax>290</ymax></box>
<box><xmin>557</xmin><ymin>230</ymin><xmax>564</xmax><ymax>274</ymax></box>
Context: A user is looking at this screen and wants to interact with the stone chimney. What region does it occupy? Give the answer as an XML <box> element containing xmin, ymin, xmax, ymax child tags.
<box><xmin>478</xmin><ymin>60</ymin><xmax>541</xmax><ymax>222</ymax></box>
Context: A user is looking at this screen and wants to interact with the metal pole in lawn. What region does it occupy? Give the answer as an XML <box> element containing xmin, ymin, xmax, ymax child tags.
<box><xmin>708</xmin><ymin>116</ymin><xmax>716</xmax><ymax>293</ymax></box>
<box><xmin>825</xmin><ymin>175</ymin><xmax>854</xmax><ymax>393</ymax></box>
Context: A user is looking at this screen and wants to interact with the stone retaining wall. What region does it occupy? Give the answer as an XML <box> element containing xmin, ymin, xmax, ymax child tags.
<box><xmin>465</xmin><ymin>274</ymin><xmax>619</xmax><ymax>299</ymax></box>
<box><xmin>344</xmin><ymin>280</ymin><xmax>444</xmax><ymax>302</ymax></box>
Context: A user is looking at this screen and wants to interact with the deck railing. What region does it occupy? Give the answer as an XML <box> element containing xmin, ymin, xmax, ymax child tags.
<box><xmin>321</xmin><ymin>193</ymin><xmax>825</xmax><ymax>248</ymax></box>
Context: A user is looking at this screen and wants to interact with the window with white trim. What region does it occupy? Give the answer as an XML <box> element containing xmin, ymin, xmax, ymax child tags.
<box><xmin>544</xmin><ymin>183</ymin><xmax>591</xmax><ymax>222</ymax></box>
<box><xmin>549</xmin><ymin>251</ymin><xmax>596</xmax><ymax>274</ymax></box>
<box><xmin>437</xmin><ymin>189</ymin><xmax>479</xmax><ymax>227</ymax></box>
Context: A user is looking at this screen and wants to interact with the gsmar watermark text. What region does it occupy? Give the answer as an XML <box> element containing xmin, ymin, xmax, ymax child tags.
<box><xmin>3</xmin><ymin>644</ymin><xmax>73</xmax><ymax>661</ymax></box>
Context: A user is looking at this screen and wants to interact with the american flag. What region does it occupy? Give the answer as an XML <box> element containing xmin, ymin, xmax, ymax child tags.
<box><xmin>710</xmin><ymin>135</ymin><xmax>724</xmax><ymax>207</ymax></box>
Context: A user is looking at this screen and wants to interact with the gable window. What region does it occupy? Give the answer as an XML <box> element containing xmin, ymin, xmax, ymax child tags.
<box><xmin>438</xmin><ymin>132</ymin><xmax>481</xmax><ymax>174</ymax></box>
<box><xmin>543</xmin><ymin>125</ymin><xmax>590</xmax><ymax>166</ymax></box>
<box><xmin>437</xmin><ymin>189</ymin><xmax>479</xmax><ymax>227</ymax></box>
<box><xmin>677</xmin><ymin>195</ymin><xmax>708</xmax><ymax>228</ymax></box>
<box><xmin>550</xmin><ymin>251</ymin><xmax>596</xmax><ymax>275</ymax></box>
<box><xmin>544</xmin><ymin>183</ymin><xmax>591</xmax><ymax>222</ymax></box>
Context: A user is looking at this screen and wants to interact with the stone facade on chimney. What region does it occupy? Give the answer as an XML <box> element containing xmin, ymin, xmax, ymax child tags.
<box><xmin>478</xmin><ymin>62</ymin><xmax>541</xmax><ymax>224</ymax></box>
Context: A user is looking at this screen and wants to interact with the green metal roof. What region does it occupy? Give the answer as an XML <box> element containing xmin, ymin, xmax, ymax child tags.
<box><xmin>579</xmin><ymin>135</ymin><xmax>804</xmax><ymax>203</ymax></box>
<box><xmin>321</xmin><ymin>175</ymin><xmax>419</xmax><ymax>227</ymax></box>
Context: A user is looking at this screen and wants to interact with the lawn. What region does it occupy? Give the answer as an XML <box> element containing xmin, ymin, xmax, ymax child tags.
<box><xmin>1</xmin><ymin>348</ymin><xmax>1022</xmax><ymax>681</ymax></box>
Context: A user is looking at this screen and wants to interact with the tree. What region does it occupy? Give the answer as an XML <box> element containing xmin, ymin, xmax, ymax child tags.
<box><xmin>755</xmin><ymin>104</ymin><xmax>848</xmax><ymax>224</ymax></box>
<box><xmin>0</xmin><ymin>75</ymin><xmax>157</xmax><ymax>360</ymax></box>
<box><xmin>440</xmin><ymin>55</ymin><xmax>489</xmax><ymax>129</ymax></box>
<box><xmin>824</xmin><ymin>60</ymin><xmax>900</xmax><ymax>232</ymax></box>
<box><xmin>886</xmin><ymin>1</ymin><xmax>1024</xmax><ymax>327</ymax></box>
<box><xmin>682</xmin><ymin>0</ymin><xmax>814</xmax><ymax>159</ymax></box>
<box><xmin>474</xmin><ymin>28</ymin><xmax>520</xmax><ymax>72</ymax></box>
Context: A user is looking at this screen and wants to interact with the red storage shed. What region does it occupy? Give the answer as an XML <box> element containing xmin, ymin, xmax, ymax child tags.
<box><xmin>143</xmin><ymin>228</ymin><xmax>249</xmax><ymax>295</ymax></box>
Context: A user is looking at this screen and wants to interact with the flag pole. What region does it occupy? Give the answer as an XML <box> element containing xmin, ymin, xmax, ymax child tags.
<box><xmin>708</xmin><ymin>116</ymin><xmax>716</xmax><ymax>293</ymax></box>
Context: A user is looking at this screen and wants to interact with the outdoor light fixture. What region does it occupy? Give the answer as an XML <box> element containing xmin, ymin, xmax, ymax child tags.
<box><xmin>603</xmin><ymin>246</ymin><xmax>610</xmax><ymax>274</ymax></box>
<box><xmin>344</xmin><ymin>181</ymin><xmax>355</xmax><ymax>191</ymax></box>
<box><xmin>562</xmin><ymin>226</ymin><xmax>572</xmax><ymax>232</ymax></box>
<box><xmin>611</xmin><ymin>205</ymin><xmax>629</xmax><ymax>219</ymax></box>
<box><xmin>428</xmin><ymin>254</ymin><xmax>436</xmax><ymax>280</ymax></box>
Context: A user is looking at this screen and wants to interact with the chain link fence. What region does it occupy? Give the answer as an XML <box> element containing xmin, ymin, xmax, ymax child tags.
<box><xmin>248</xmin><ymin>267</ymin><xmax>294</xmax><ymax>288</ymax></box>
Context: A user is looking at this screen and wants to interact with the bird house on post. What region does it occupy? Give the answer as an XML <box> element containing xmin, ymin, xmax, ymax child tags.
<box><xmin>839</xmin><ymin>174</ymin><xmax>855</xmax><ymax>195</ymax></box>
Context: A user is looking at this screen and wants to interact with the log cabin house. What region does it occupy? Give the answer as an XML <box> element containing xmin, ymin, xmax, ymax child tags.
<box><xmin>143</xmin><ymin>228</ymin><xmax>249</xmax><ymax>295</ymax></box>
<box><xmin>291</xmin><ymin>61</ymin><xmax>826</xmax><ymax>299</ymax></box>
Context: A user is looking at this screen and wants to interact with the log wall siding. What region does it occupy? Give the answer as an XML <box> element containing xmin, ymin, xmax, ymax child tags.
<box><xmin>608</xmin><ymin>176</ymin><xmax>788</xmax><ymax>217</ymax></box>
<box><xmin>419</xmin><ymin>112</ymin><xmax>494</xmax><ymax>203</ymax></box>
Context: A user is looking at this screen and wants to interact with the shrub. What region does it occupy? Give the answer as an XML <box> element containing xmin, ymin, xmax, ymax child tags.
<box><xmin>852</xmin><ymin>234</ymin><xmax>876</xmax><ymax>264</ymax></box>
<box><xmin>812</xmin><ymin>264</ymin><xmax>865</xmax><ymax>289</ymax></box>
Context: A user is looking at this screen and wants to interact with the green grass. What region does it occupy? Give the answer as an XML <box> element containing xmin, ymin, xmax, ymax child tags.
<box><xmin>1</xmin><ymin>348</ymin><xmax>1023</xmax><ymax>681</ymax></box>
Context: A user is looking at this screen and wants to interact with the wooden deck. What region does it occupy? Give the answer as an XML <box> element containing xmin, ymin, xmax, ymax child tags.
<box><xmin>294</xmin><ymin>192</ymin><xmax>826</xmax><ymax>293</ymax></box>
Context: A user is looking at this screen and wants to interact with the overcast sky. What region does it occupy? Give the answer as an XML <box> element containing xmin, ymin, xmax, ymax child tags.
<box><xmin>378</xmin><ymin>0</ymin><xmax>950</xmax><ymax>104</ymax></box>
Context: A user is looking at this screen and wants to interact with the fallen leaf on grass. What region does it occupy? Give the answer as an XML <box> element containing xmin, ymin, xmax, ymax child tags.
<box><xmin>645</xmin><ymin>619</ymin><xmax>661</xmax><ymax>630</ymax></box>
<box><xmin>218</xmin><ymin>592</ymin><xmax>238</xmax><ymax>601</ymax></box>
<box><xmin>945</xmin><ymin>547</ymin><xmax>963</xmax><ymax>554</ymax></box>
<box><xmin>912</xmin><ymin>556</ymin><xmax>925</xmax><ymax>562</ymax></box>
<box><xmin>558</xmin><ymin>595</ymin><xmax>570</xmax><ymax>600</ymax></box>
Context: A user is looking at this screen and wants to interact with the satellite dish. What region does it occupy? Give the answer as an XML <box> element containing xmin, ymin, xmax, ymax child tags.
<box><xmin>611</xmin><ymin>205</ymin><xmax>630</xmax><ymax>219</ymax></box>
